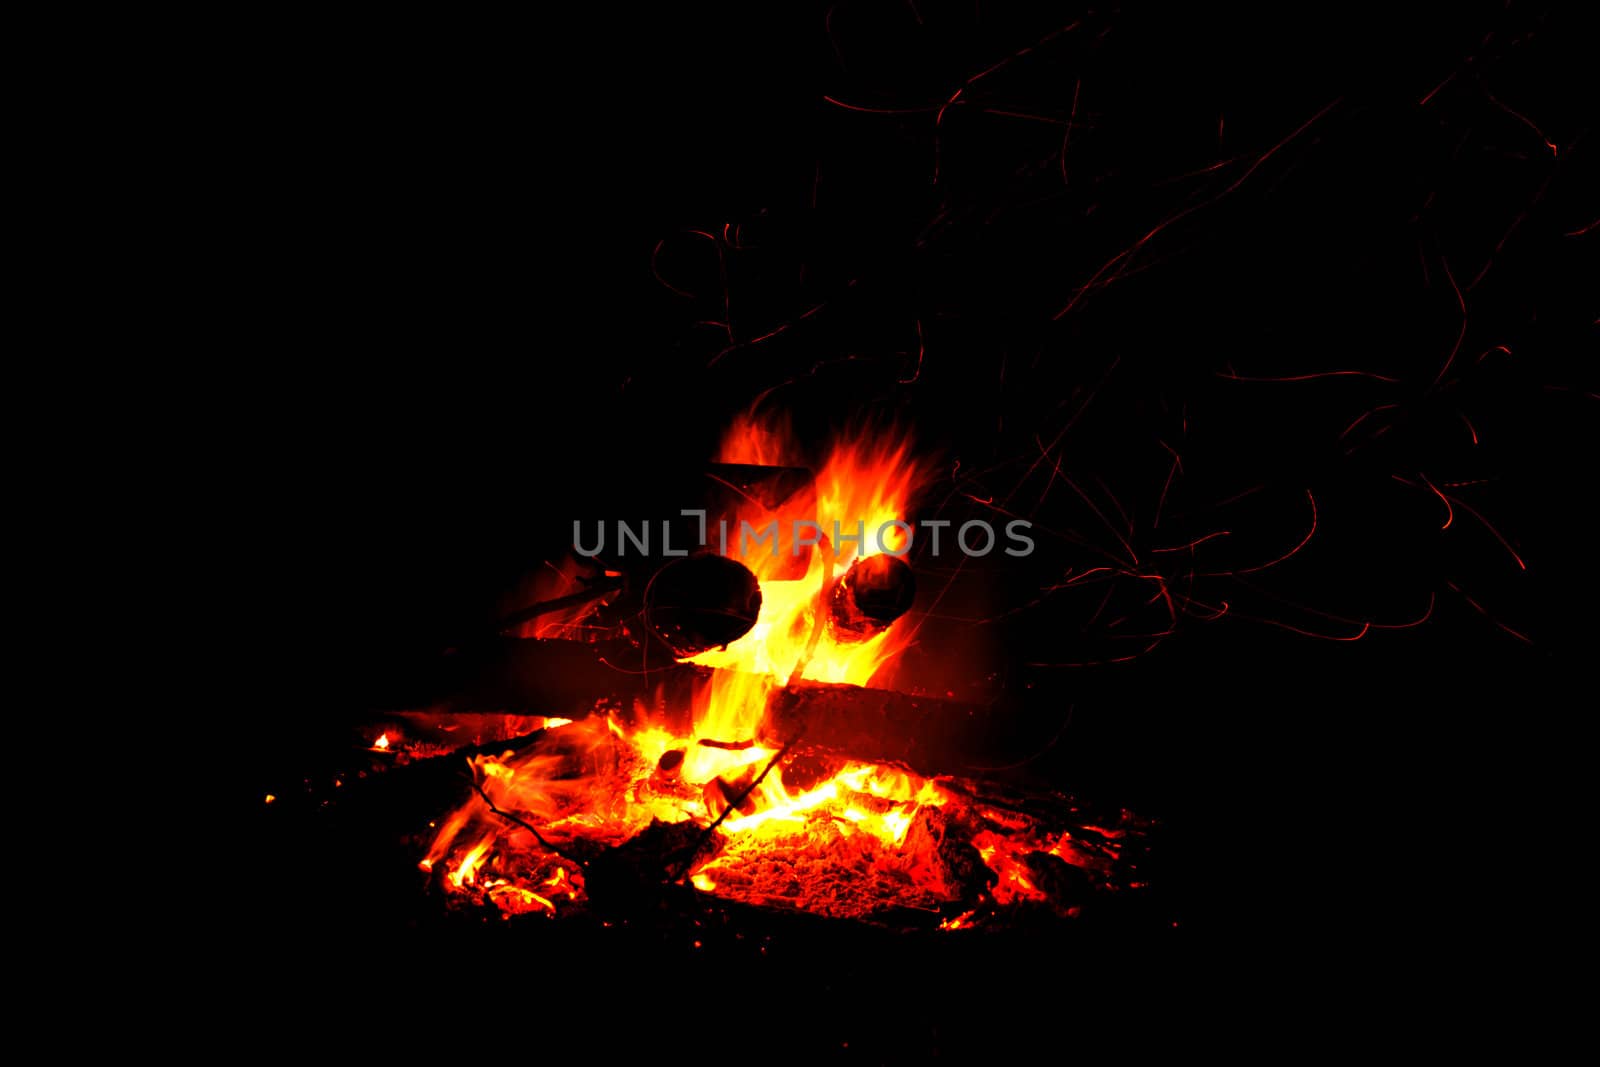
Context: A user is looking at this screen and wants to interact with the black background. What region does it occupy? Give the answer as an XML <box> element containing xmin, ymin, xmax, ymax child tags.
<box><xmin>224</xmin><ymin>1</ymin><xmax>1593</xmax><ymax>1042</ymax></box>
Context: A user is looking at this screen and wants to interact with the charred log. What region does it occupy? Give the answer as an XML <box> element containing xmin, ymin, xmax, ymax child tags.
<box><xmin>390</xmin><ymin>638</ymin><xmax>711</xmax><ymax>733</ymax></box>
<box><xmin>387</xmin><ymin>639</ymin><xmax>1055</xmax><ymax>779</ymax></box>
<box><xmin>904</xmin><ymin>807</ymin><xmax>996</xmax><ymax>905</ymax></box>
<box><xmin>827</xmin><ymin>553</ymin><xmax>916</xmax><ymax>641</ymax></box>
<box><xmin>1020</xmin><ymin>850</ymin><xmax>1091</xmax><ymax>908</ymax></box>
<box><xmin>759</xmin><ymin>680</ymin><xmax>1043</xmax><ymax>780</ymax></box>
<box><xmin>643</xmin><ymin>554</ymin><xmax>762</xmax><ymax>656</ymax></box>
<box><xmin>584</xmin><ymin>819</ymin><xmax>722</xmax><ymax>914</ymax></box>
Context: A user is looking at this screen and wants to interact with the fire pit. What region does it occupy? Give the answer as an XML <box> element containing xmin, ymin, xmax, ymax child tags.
<box><xmin>275</xmin><ymin>415</ymin><xmax>1153</xmax><ymax>936</ymax></box>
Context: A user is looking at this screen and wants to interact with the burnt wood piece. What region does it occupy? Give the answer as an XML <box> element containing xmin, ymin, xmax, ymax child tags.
<box><xmin>828</xmin><ymin>554</ymin><xmax>916</xmax><ymax>641</ymax></box>
<box><xmin>1020</xmin><ymin>850</ymin><xmax>1092</xmax><ymax>907</ymax></box>
<box><xmin>389</xmin><ymin>638</ymin><xmax>711</xmax><ymax>734</ymax></box>
<box><xmin>643</xmin><ymin>554</ymin><xmax>762</xmax><ymax>656</ymax></box>
<box><xmin>760</xmin><ymin>680</ymin><xmax>1033</xmax><ymax>780</ymax></box>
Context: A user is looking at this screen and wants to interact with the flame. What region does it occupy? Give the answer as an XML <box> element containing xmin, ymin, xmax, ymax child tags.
<box><xmin>373</xmin><ymin>733</ymin><xmax>390</xmax><ymax>750</ymax></box>
<box><xmin>660</xmin><ymin>419</ymin><xmax>944</xmax><ymax>857</ymax></box>
<box><xmin>448</xmin><ymin>837</ymin><xmax>493</xmax><ymax>889</ymax></box>
<box><xmin>692</xmin><ymin>418</ymin><xmax>931</xmax><ymax>686</ymax></box>
<box><xmin>717</xmin><ymin>411</ymin><xmax>799</xmax><ymax>468</ymax></box>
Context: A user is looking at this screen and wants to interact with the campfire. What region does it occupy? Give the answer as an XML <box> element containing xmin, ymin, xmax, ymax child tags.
<box><xmin>350</xmin><ymin>414</ymin><xmax>1150</xmax><ymax>929</ymax></box>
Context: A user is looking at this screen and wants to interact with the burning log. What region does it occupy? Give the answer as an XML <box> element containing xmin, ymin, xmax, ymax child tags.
<box><xmin>643</xmin><ymin>554</ymin><xmax>762</xmax><ymax>656</ymax></box>
<box><xmin>759</xmin><ymin>680</ymin><xmax>1038</xmax><ymax>780</ymax></box>
<box><xmin>1019</xmin><ymin>850</ymin><xmax>1090</xmax><ymax>908</ymax></box>
<box><xmin>393</xmin><ymin>638</ymin><xmax>1046</xmax><ymax>779</ymax></box>
<box><xmin>404</xmin><ymin>638</ymin><xmax>713</xmax><ymax>733</ymax></box>
<box><xmin>903</xmin><ymin>806</ymin><xmax>997</xmax><ymax>904</ymax></box>
<box><xmin>703</xmin><ymin>773</ymin><xmax>761</xmax><ymax>819</ymax></box>
<box><xmin>827</xmin><ymin>553</ymin><xmax>916</xmax><ymax>641</ymax></box>
<box><xmin>584</xmin><ymin>820</ymin><xmax>722</xmax><ymax>914</ymax></box>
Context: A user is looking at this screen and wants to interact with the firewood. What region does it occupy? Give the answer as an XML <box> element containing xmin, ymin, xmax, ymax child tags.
<box><xmin>827</xmin><ymin>553</ymin><xmax>916</xmax><ymax>640</ymax></box>
<box><xmin>391</xmin><ymin>639</ymin><xmax>1041</xmax><ymax>779</ymax></box>
<box><xmin>1020</xmin><ymin>850</ymin><xmax>1091</xmax><ymax>906</ymax></box>
<box><xmin>759</xmin><ymin>679</ymin><xmax>1029</xmax><ymax>779</ymax></box>
<box><xmin>643</xmin><ymin>554</ymin><xmax>762</xmax><ymax>656</ymax></box>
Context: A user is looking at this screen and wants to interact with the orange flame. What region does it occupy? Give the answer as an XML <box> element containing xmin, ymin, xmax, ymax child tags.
<box><xmin>693</xmin><ymin>417</ymin><xmax>931</xmax><ymax>686</ymax></box>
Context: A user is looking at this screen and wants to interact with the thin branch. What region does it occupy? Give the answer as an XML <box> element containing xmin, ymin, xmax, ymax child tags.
<box><xmin>468</xmin><ymin>777</ymin><xmax>587</xmax><ymax>870</ymax></box>
<box><xmin>674</xmin><ymin>734</ymin><xmax>802</xmax><ymax>882</ymax></box>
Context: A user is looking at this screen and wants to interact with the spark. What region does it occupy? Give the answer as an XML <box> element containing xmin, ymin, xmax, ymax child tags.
<box><xmin>821</xmin><ymin>96</ymin><xmax>941</xmax><ymax>115</ymax></box>
<box><xmin>1221</xmin><ymin>96</ymin><xmax>1344</xmax><ymax>196</ymax></box>
<box><xmin>1058</xmin><ymin>470</ymin><xmax>1140</xmax><ymax>565</ymax></box>
<box><xmin>964</xmin><ymin>20</ymin><xmax>1081</xmax><ymax>86</ymax></box>
<box><xmin>980</xmin><ymin>107</ymin><xmax>1070</xmax><ymax>125</ymax></box>
<box><xmin>1483</xmin><ymin>87</ymin><xmax>1559</xmax><ymax>156</ymax></box>
<box><xmin>1447</xmin><ymin>581</ymin><xmax>1533</xmax><ymax>644</ymax></box>
<box><xmin>1433</xmin><ymin>256</ymin><xmax>1467</xmax><ymax>386</ymax></box>
<box><xmin>1203</xmin><ymin>490</ymin><xmax>1317</xmax><ymax>576</ymax></box>
<box><xmin>649</xmin><ymin>238</ymin><xmax>696</xmax><ymax>298</ymax></box>
<box><xmin>1055</xmin><ymin>98</ymin><xmax>1343</xmax><ymax>319</ymax></box>
<box><xmin>1060</xmin><ymin>77</ymin><xmax>1081</xmax><ymax>185</ymax></box>
<box><xmin>1339</xmin><ymin>404</ymin><xmax>1398</xmax><ymax>441</ymax></box>
<box><xmin>1419</xmin><ymin>70</ymin><xmax>1456</xmax><ymax>107</ymax></box>
<box><xmin>1218</xmin><ymin>369</ymin><xmax>1400</xmax><ymax>384</ymax></box>
<box><xmin>1441</xmin><ymin>492</ymin><xmax>1527</xmax><ymax>571</ymax></box>
<box><xmin>899</xmin><ymin>319</ymin><xmax>925</xmax><ymax>384</ymax></box>
<box><xmin>1233</xmin><ymin>614</ymin><xmax>1371</xmax><ymax>642</ymax></box>
<box><xmin>1090</xmin><ymin>474</ymin><xmax>1135</xmax><ymax>536</ymax></box>
<box><xmin>1152</xmin><ymin>531</ymin><xmax>1231</xmax><ymax>553</ymax></box>
<box><xmin>1421</xmin><ymin>475</ymin><xmax>1454</xmax><ymax>530</ymax></box>
<box><xmin>1153</xmin><ymin>442</ymin><xmax>1181</xmax><ymax>529</ymax></box>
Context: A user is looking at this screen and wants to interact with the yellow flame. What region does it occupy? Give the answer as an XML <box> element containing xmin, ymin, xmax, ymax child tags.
<box><xmin>448</xmin><ymin>837</ymin><xmax>493</xmax><ymax>889</ymax></box>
